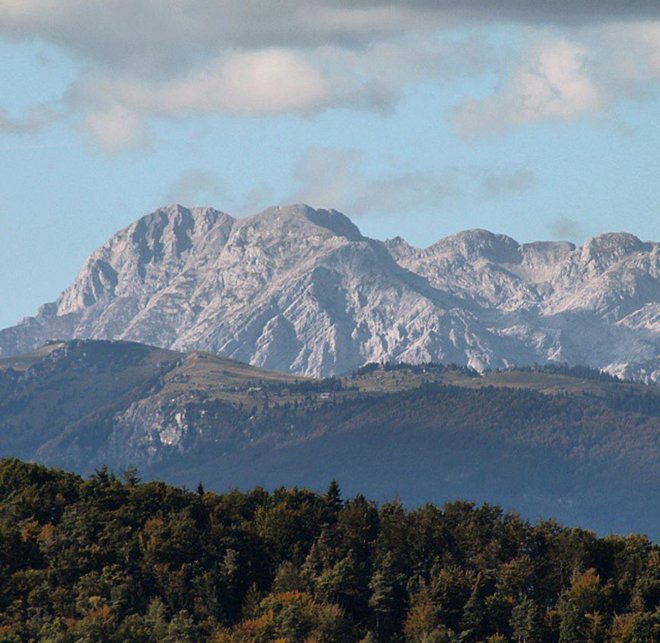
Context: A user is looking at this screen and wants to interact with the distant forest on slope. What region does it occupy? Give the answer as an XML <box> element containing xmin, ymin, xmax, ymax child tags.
<box><xmin>1</xmin><ymin>341</ymin><xmax>658</xmax><ymax>539</ymax></box>
<box><xmin>0</xmin><ymin>459</ymin><xmax>657</xmax><ymax>642</ymax></box>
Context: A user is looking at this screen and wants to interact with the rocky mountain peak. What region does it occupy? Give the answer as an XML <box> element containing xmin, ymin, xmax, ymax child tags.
<box><xmin>131</xmin><ymin>204</ymin><xmax>233</xmax><ymax>244</ymax></box>
<box><xmin>244</xmin><ymin>204</ymin><xmax>363</xmax><ymax>241</ymax></box>
<box><xmin>428</xmin><ymin>228</ymin><xmax>521</xmax><ymax>264</ymax></box>
<box><xmin>303</xmin><ymin>206</ymin><xmax>363</xmax><ymax>241</ymax></box>
<box><xmin>580</xmin><ymin>232</ymin><xmax>653</xmax><ymax>269</ymax></box>
<box><xmin>0</xmin><ymin>204</ymin><xmax>658</xmax><ymax>381</ymax></box>
<box><xmin>55</xmin><ymin>204</ymin><xmax>236</xmax><ymax>317</ymax></box>
<box><xmin>521</xmin><ymin>240</ymin><xmax>576</xmax><ymax>257</ymax></box>
<box><xmin>384</xmin><ymin>236</ymin><xmax>416</xmax><ymax>261</ymax></box>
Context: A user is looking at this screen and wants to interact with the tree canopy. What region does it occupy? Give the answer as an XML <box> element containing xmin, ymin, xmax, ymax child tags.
<box><xmin>0</xmin><ymin>458</ymin><xmax>657</xmax><ymax>642</ymax></box>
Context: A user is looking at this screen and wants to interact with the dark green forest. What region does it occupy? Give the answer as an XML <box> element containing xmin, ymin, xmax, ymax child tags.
<box><xmin>0</xmin><ymin>459</ymin><xmax>657</xmax><ymax>642</ymax></box>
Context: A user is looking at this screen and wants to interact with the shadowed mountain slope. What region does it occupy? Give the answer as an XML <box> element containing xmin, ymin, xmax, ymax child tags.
<box><xmin>1</xmin><ymin>339</ymin><xmax>658</xmax><ymax>537</ymax></box>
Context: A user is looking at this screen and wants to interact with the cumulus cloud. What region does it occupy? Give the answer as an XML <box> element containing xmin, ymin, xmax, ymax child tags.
<box><xmin>453</xmin><ymin>22</ymin><xmax>660</xmax><ymax>139</ymax></box>
<box><xmin>3</xmin><ymin>1</ymin><xmax>660</xmax><ymax>150</ymax></box>
<box><xmin>453</xmin><ymin>39</ymin><xmax>603</xmax><ymax>138</ymax></box>
<box><xmin>77</xmin><ymin>49</ymin><xmax>331</xmax><ymax>118</ymax></box>
<box><xmin>638</xmin><ymin>22</ymin><xmax>660</xmax><ymax>72</ymax></box>
<box><xmin>288</xmin><ymin>147</ymin><xmax>533</xmax><ymax>216</ymax></box>
<box><xmin>57</xmin><ymin>32</ymin><xmax>499</xmax><ymax>151</ymax></box>
<box><xmin>69</xmin><ymin>35</ymin><xmax>497</xmax><ymax>120</ymax></box>
<box><xmin>84</xmin><ymin>105</ymin><xmax>150</xmax><ymax>154</ymax></box>
<box><xmin>589</xmin><ymin>21</ymin><xmax>660</xmax><ymax>99</ymax></box>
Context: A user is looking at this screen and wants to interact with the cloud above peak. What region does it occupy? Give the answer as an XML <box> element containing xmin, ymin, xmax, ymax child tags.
<box><xmin>547</xmin><ymin>216</ymin><xmax>585</xmax><ymax>242</ymax></box>
<box><xmin>288</xmin><ymin>147</ymin><xmax>535</xmax><ymax>216</ymax></box>
<box><xmin>81</xmin><ymin>49</ymin><xmax>332</xmax><ymax>118</ymax></box>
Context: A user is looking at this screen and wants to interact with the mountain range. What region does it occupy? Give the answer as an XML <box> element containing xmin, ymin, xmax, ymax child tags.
<box><xmin>1</xmin><ymin>203</ymin><xmax>658</xmax><ymax>380</ymax></box>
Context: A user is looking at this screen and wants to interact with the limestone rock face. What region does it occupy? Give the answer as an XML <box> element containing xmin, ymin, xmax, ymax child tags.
<box><xmin>2</xmin><ymin>204</ymin><xmax>658</xmax><ymax>380</ymax></box>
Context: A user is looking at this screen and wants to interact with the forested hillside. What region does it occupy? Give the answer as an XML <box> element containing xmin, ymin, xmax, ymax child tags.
<box><xmin>0</xmin><ymin>459</ymin><xmax>657</xmax><ymax>642</ymax></box>
<box><xmin>1</xmin><ymin>340</ymin><xmax>658</xmax><ymax>537</ymax></box>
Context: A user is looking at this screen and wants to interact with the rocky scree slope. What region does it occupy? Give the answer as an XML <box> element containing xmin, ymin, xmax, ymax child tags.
<box><xmin>0</xmin><ymin>203</ymin><xmax>658</xmax><ymax>379</ymax></box>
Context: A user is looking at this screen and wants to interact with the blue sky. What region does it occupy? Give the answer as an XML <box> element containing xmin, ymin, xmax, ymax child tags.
<box><xmin>1</xmin><ymin>1</ymin><xmax>660</xmax><ymax>329</ymax></box>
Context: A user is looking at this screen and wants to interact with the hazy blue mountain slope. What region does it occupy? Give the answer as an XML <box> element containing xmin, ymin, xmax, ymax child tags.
<box><xmin>0</xmin><ymin>339</ymin><xmax>657</xmax><ymax>537</ymax></box>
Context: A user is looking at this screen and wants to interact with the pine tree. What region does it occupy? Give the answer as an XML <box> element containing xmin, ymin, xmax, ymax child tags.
<box><xmin>369</xmin><ymin>552</ymin><xmax>406</xmax><ymax>641</ymax></box>
<box><xmin>510</xmin><ymin>597</ymin><xmax>543</xmax><ymax>643</ymax></box>
<box><xmin>122</xmin><ymin>465</ymin><xmax>140</xmax><ymax>487</ymax></box>
<box><xmin>325</xmin><ymin>480</ymin><xmax>344</xmax><ymax>517</ymax></box>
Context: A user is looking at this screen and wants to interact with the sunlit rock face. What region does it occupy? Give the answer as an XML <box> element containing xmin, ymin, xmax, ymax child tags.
<box><xmin>1</xmin><ymin>203</ymin><xmax>658</xmax><ymax>380</ymax></box>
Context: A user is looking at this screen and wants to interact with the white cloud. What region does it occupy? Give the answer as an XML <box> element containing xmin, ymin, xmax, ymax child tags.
<box><xmin>213</xmin><ymin>50</ymin><xmax>329</xmax><ymax>114</ymax></box>
<box><xmin>454</xmin><ymin>39</ymin><xmax>603</xmax><ymax>138</ymax></box>
<box><xmin>639</xmin><ymin>23</ymin><xmax>660</xmax><ymax>72</ymax></box>
<box><xmin>591</xmin><ymin>21</ymin><xmax>660</xmax><ymax>98</ymax></box>
<box><xmin>72</xmin><ymin>35</ymin><xmax>496</xmax><ymax>118</ymax></box>
<box><xmin>88</xmin><ymin>49</ymin><xmax>331</xmax><ymax>117</ymax></box>
<box><xmin>3</xmin><ymin>1</ymin><xmax>660</xmax><ymax>151</ymax></box>
<box><xmin>64</xmin><ymin>33</ymin><xmax>499</xmax><ymax>150</ymax></box>
<box><xmin>453</xmin><ymin>22</ymin><xmax>660</xmax><ymax>138</ymax></box>
<box><xmin>84</xmin><ymin>105</ymin><xmax>150</xmax><ymax>154</ymax></box>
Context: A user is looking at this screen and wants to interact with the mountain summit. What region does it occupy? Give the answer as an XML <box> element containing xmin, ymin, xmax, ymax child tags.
<box><xmin>2</xmin><ymin>204</ymin><xmax>658</xmax><ymax>379</ymax></box>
